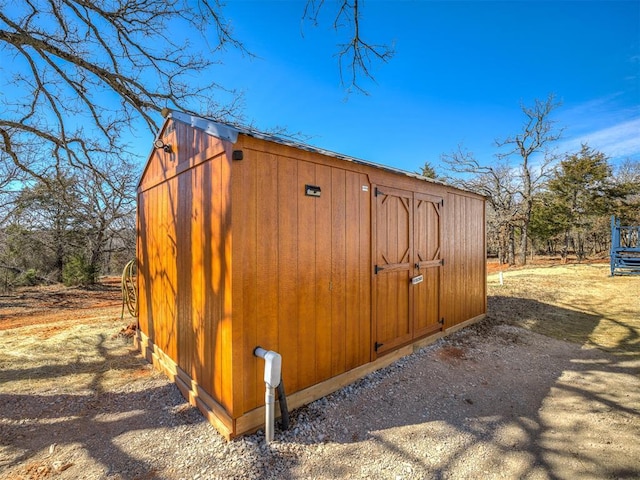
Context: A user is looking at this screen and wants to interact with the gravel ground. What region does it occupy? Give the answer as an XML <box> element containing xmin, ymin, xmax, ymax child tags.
<box><xmin>2</xmin><ymin>318</ymin><xmax>639</xmax><ymax>480</ymax></box>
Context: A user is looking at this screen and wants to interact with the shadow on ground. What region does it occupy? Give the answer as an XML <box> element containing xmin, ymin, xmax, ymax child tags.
<box><xmin>279</xmin><ymin>298</ymin><xmax>640</xmax><ymax>479</ymax></box>
<box><xmin>488</xmin><ymin>295</ymin><xmax>640</xmax><ymax>355</ymax></box>
<box><xmin>1</xmin><ymin>297</ymin><xmax>638</xmax><ymax>479</ymax></box>
<box><xmin>0</xmin><ymin>334</ymin><xmax>208</xmax><ymax>479</ymax></box>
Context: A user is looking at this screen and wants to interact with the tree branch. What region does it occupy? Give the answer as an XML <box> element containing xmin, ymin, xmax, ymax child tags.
<box><xmin>0</xmin><ymin>0</ymin><xmax>245</xmax><ymax>190</ymax></box>
<box><xmin>304</xmin><ymin>0</ymin><xmax>394</xmax><ymax>93</ymax></box>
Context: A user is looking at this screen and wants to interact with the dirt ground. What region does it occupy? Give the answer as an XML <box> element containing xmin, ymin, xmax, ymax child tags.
<box><xmin>0</xmin><ymin>265</ymin><xmax>638</xmax><ymax>479</ymax></box>
<box><xmin>0</xmin><ymin>278</ymin><xmax>122</xmax><ymax>331</ymax></box>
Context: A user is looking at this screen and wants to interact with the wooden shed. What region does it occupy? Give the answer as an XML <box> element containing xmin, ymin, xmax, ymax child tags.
<box><xmin>136</xmin><ymin>110</ymin><xmax>486</xmax><ymax>439</ymax></box>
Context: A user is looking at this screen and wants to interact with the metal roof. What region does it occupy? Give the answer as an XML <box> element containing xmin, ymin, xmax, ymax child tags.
<box><xmin>165</xmin><ymin>110</ymin><xmax>448</xmax><ymax>187</ymax></box>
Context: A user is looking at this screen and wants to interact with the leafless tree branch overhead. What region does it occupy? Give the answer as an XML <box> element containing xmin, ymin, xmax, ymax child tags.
<box><xmin>0</xmin><ymin>0</ymin><xmax>244</xmax><ymax>182</ymax></box>
<box><xmin>304</xmin><ymin>0</ymin><xmax>394</xmax><ymax>93</ymax></box>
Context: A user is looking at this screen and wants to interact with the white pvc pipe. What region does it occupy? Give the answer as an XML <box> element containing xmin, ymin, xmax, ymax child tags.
<box><xmin>264</xmin><ymin>385</ymin><xmax>276</xmax><ymax>442</ymax></box>
<box><xmin>253</xmin><ymin>347</ymin><xmax>282</xmax><ymax>443</ymax></box>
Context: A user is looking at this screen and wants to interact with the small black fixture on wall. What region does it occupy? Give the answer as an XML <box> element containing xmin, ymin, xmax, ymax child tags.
<box><xmin>305</xmin><ymin>185</ymin><xmax>321</xmax><ymax>197</ymax></box>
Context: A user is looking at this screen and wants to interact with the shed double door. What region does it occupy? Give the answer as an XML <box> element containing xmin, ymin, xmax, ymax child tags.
<box><xmin>373</xmin><ymin>186</ymin><xmax>443</xmax><ymax>355</ymax></box>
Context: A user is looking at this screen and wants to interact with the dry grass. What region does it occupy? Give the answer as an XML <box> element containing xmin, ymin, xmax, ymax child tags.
<box><xmin>0</xmin><ymin>318</ymin><xmax>150</xmax><ymax>396</ymax></box>
<box><xmin>1</xmin><ymin>265</ymin><xmax>637</xmax><ymax>400</ymax></box>
<box><xmin>0</xmin><ymin>279</ymin><xmax>150</xmax><ymax>396</ymax></box>
<box><xmin>487</xmin><ymin>264</ymin><xmax>639</xmax><ymax>356</ymax></box>
<box><xmin>0</xmin><ymin>264</ymin><xmax>638</xmax><ymax>480</ymax></box>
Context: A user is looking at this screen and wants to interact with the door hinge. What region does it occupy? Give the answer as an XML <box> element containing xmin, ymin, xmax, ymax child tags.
<box><xmin>374</xmin><ymin>341</ymin><xmax>384</xmax><ymax>352</ymax></box>
<box><xmin>374</xmin><ymin>265</ymin><xmax>384</xmax><ymax>274</ymax></box>
<box><xmin>375</xmin><ymin>187</ymin><xmax>384</xmax><ymax>197</ymax></box>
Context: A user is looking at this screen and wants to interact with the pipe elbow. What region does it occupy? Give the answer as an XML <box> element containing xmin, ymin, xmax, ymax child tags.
<box><xmin>253</xmin><ymin>346</ymin><xmax>284</xmax><ymax>444</ymax></box>
<box><xmin>263</xmin><ymin>351</ymin><xmax>282</xmax><ymax>388</ymax></box>
<box><xmin>254</xmin><ymin>347</ymin><xmax>282</xmax><ymax>388</ymax></box>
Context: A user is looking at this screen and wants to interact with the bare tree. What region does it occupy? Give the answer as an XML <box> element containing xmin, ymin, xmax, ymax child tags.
<box><xmin>303</xmin><ymin>0</ymin><xmax>394</xmax><ymax>93</ymax></box>
<box><xmin>0</xmin><ymin>0</ymin><xmax>245</xmax><ymax>183</ymax></box>
<box><xmin>2</xmin><ymin>158</ymin><xmax>136</xmax><ymax>285</ymax></box>
<box><xmin>1</xmin><ymin>1</ymin><xmax>394</xmax><ymax>182</ymax></box>
<box><xmin>73</xmin><ymin>155</ymin><xmax>137</xmax><ymax>282</ymax></box>
<box><xmin>442</xmin><ymin>145</ymin><xmax>519</xmax><ymax>265</ymax></box>
<box><xmin>1</xmin><ymin>1</ymin><xmax>396</xmax><ymax>286</ymax></box>
<box><xmin>0</xmin><ymin>152</ymin><xmax>26</xmax><ymax>226</ymax></box>
<box><xmin>5</xmin><ymin>173</ymin><xmax>80</xmax><ymax>282</ymax></box>
<box><xmin>496</xmin><ymin>94</ymin><xmax>562</xmax><ymax>264</ymax></box>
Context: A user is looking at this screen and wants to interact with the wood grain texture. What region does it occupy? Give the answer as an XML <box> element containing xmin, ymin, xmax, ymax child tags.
<box><xmin>315</xmin><ymin>164</ymin><xmax>333</xmax><ymax>382</ymax></box>
<box><xmin>296</xmin><ymin>160</ymin><xmax>318</xmax><ymax>391</ymax></box>
<box><xmin>137</xmin><ymin>119</ymin><xmax>486</xmax><ymax>431</ymax></box>
<box><xmin>255</xmin><ymin>153</ymin><xmax>280</xmax><ymax>404</ymax></box>
<box><xmin>373</xmin><ymin>186</ymin><xmax>413</xmax><ymax>355</ymax></box>
<box><xmin>330</xmin><ymin>167</ymin><xmax>347</xmax><ymax>377</ymax></box>
<box><xmin>137</xmin><ymin>118</ymin><xmax>234</xmax><ymax>415</ymax></box>
<box><xmin>231</xmin><ymin>141</ymin><xmax>376</xmax><ymax>412</ymax></box>
<box><xmin>345</xmin><ymin>171</ymin><xmax>368</xmax><ymax>370</ymax></box>
<box><xmin>236</xmin><ymin>147</ymin><xmax>259</xmax><ymax>413</ymax></box>
<box><xmin>441</xmin><ymin>191</ymin><xmax>486</xmax><ymax>328</ymax></box>
<box><xmin>276</xmin><ymin>157</ymin><xmax>299</xmax><ymax>394</ymax></box>
<box><xmin>413</xmin><ymin>193</ymin><xmax>443</xmax><ymax>338</ymax></box>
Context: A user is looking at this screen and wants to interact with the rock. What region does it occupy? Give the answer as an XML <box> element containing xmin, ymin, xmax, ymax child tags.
<box><xmin>52</xmin><ymin>461</ymin><xmax>73</xmax><ymax>472</ymax></box>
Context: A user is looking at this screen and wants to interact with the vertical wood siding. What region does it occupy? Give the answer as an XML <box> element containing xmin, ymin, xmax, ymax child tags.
<box><xmin>373</xmin><ymin>186</ymin><xmax>413</xmax><ymax>354</ymax></box>
<box><xmin>138</xmin><ymin>119</ymin><xmax>486</xmax><ymax>427</ymax></box>
<box><xmin>441</xmin><ymin>191</ymin><xmax>487</xmax><ymax>327</ymax></box>
<box><xmin>231</xmin><ymin>139</ymin><xmax>372</xmax><ymax>414</ymax></box>
<box><xmin>137</xmin><ymin>120</ymin><xmax>234</xmax><ymax>414</ymax></box>
<box><xmin>413</xmin><ymin>193</ymin><xmax>443</xmax><ymax>338</ymax></box>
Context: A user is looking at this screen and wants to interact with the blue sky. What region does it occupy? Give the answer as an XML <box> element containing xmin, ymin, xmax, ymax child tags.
<box><xmin>206</xmin><ymin>0</ymin><xmax>639</xmax><ymax>174</ymax></box>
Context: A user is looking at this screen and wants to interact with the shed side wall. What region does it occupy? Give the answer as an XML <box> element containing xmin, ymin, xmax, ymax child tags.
<box><xmin>441</xmin><ymin>191</ymin><xmax>487</xmax><ymax>327</ymax></box>
<box><xmin>137</xmin><ymin>120</ymin><xmax>235</xmax><ymax>414</ymax></box>
<box><xmin>231</xmin><ymin>136</ymin><xmax>372</xmax><ymax>415</ymax></box>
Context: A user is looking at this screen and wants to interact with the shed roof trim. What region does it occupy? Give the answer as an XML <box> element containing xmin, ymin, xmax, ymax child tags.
<box><xmin>164</xmin><ymin>110</ymin><xmax>453</xmax><ymax>188</ymax></box>
<box><xmin>170</xmin><ymin>111</ymin><xmax>239</xmax><ymax>143</ymax></box>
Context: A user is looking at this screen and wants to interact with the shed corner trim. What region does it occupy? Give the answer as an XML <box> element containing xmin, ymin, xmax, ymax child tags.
<box><xmin>168</xmin><ymin>110</ymin><xmax>239</xmax><ymax>143</ymax></box>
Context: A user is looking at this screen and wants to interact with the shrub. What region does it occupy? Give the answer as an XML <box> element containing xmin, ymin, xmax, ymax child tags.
<box><xmin>17</xmin><ymin>269</ymin><xmax>38</xmax><ymax>286</ymax></box>
<box><xmin>63</xmin><ymin>254</ymin><xmax>97</xmax><ymax>286</ymax></box>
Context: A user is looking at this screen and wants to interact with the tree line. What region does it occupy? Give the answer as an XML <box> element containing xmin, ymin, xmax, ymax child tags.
<box><xmin>2</xmin><ymin>97</ymin><xmax>638</xmax><ymax>289</ymax></box>
<box><xmin>0</xmin><ymin>159</ymin><xmax>137</xmax><ymax>289</ymax></box>
<box><xmin>423</xmin><ymin>96</ymin><xmax>640</xmax><ymax>266</ymax></box>
<box><xmin>0</xmin><ymin>0</ymin><xmax>391</xmax><ymax>289</ymax></box>
<box><xmin>4</xmin><ymin>94</ymin><xmax>637</xmax><ymax>291</ymax></box>
<box><xmin>1</xmin><ymin>2</ymin><xmax>637</xmax><ymax>289</ymax></box>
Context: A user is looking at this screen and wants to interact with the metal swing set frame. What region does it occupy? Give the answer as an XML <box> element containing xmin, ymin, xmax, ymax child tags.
<box><xmin>610</xmin><ymin>216</ymin><xmax>640</xmax><ymax>276</ymax></box>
